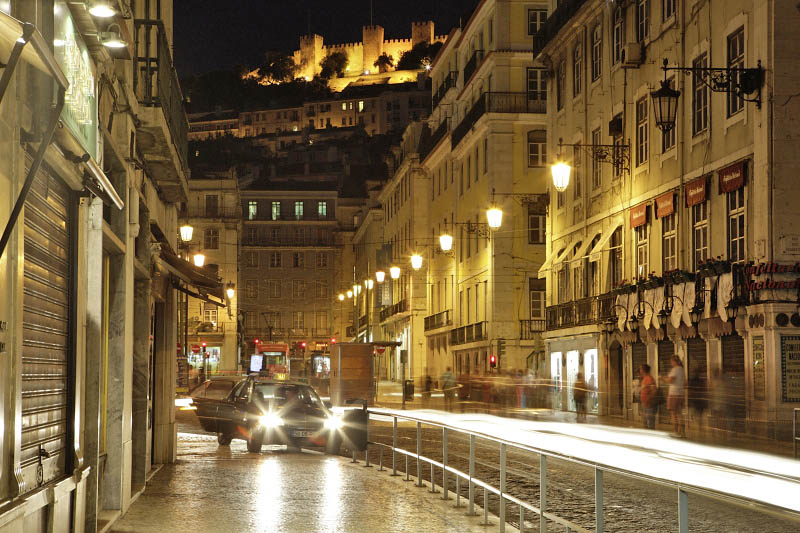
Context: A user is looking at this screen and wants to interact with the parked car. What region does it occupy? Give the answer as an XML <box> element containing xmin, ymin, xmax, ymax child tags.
<box><xmin>192</xmin><ymin>376</ymin><xmax>367</xmax><ymax>454</ymax></box>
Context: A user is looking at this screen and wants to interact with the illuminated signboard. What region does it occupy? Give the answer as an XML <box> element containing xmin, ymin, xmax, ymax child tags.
<box><xmin>54</xmin><ymin>2</ymin><xmax>97</xmax><ymax>159</ymax></box>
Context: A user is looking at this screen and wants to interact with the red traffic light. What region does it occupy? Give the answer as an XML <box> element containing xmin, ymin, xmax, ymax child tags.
<box><xmin>201</xmin><ymin>341</ymin><xmax>207</xmax><ymax>347</ymax></box>
<box><xmin>254</xmin><ymin>339</ymin><xmax>260</xmax><ymax>344</ymax></box>
<box><xmin>300</xmin><ymin>341</ymin><xmax>307</xmax><ymax>349</ymax></box>
<box><xmin>330</xmin><ymin>337</ymin><xmax>337</xmax><ymax>344</ymax></box>
<box><xmin>489</xmin><ymin>354</ymin><xmax>497</xmax><ymax>368</ymax></box>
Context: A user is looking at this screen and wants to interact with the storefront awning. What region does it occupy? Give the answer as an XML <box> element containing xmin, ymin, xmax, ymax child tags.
<box><xmin>589</xmin><ymin>219</ymin><xmax>623</xmax><ymax>262</ymax></box>
<box><xmin>570</xmin><ymin>237</ymin><xmax>596</xmax><ymax>263</ymax></box>
<box><xmin>158</xmin><ymin>247</ymin><xmax>224</xmax><ymax>302</ymax></box>
<box><xmin>537</xmin><ymin>242</ymin><xmax>570</xmax><ymax>279</ymax></box>
<box><xmin>552</xmin><ymin>242</ymin><xmax>576</xmax><ymax>269</ymax></box>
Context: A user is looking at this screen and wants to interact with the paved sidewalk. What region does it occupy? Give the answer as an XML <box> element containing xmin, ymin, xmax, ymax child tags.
<box><xmin>110</xmin><ymin>432</ymin><xmax>501</xmax><ymax>533</ymax></box>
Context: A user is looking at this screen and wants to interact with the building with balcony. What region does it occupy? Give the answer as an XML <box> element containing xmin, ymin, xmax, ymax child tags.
<box><xmin>536</xmin><ymin>0</ymin><xmax>800</xmax><ymax>439</ymax></box>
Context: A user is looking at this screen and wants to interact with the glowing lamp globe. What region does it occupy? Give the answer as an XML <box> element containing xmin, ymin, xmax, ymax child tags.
<box><xmin>375</xmin><ymin>270</ymin><xmax>386</xmax><ymax>283</ymax></box>
<box><xmin>551</xmin><ymin>162</ymin><xmax>571</xmax><ymax>192</ymax></box>
<box><xmin>486</xmin><ymin>208</ymin><xmax>503</xmax><ymax>229</ymax></box>
<box><xmin>192</xmin><ymin>253</ymin><xmax>205</xmax><ymax>267</ymax></box>
<box><xmin>439</xmin><ymin>234</ymin><xmax>453</xmax><ymax>252</ymax></box>
<box><xmin>338</xmin><ymin>293</ymin><xmax>345</xmax><ymax>301</ymax></box>
<box><xmin>390</xmin><ymin>266</ymin><xmax>401</xmax><ymax>279</ymax></box>
<box><xmin>179</xmin><ymin>224</ymin><xmax>194</xmax><ymax>242</ymax></box>
<box><xmin>410</xmin><ymin>254</ymin><xmax>423</xmax><ymax>270</ymax></box>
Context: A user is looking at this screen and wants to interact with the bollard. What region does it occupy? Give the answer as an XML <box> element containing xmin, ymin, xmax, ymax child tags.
<box><xmin>678</xmin><ymin>488</ymin><xmax>688</xmax><ymax>533</ymax></box>
<box><xmin>467</xmin><ymin>434</ymin><xmax>476</xmax><ymax>516</ymax></box>
<box><xmin>363</xmin><ymin>443</ymin><xmax>371</xmax><ymax>467</ymax></box>
<box><xmin>405</xmin><ymin>454</ymin><xmax>410</xmax><ymax>481</ymax></box>
<box><xmin>519</xmin><ymin>506</ymin><xmax>525</xmax><ymax>533</ymax></box>
<box><xmin>351</xmin><ymin>449</ymin><xmax>358</xmax><ymax>463</ymax></box>
<box><xmin>456</xmin><ymin>476</ymin><xmax>461</xmax><ymax>508</ymax></box>
<box><xmin>595</xmin><ymin>468</ymin><xmax>604</xmax><ymax>533</ymax></box>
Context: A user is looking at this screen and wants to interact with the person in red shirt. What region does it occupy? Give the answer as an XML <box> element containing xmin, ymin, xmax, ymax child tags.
<box><xmin>639</xmin><ymin>364</ymin><xmax>657</xmax><ymax>429</ymax></box>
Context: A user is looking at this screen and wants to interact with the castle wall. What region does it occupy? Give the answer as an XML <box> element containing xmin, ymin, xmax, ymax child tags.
<box><xmin>361</xmin><ymin>25</ymin><xmax>385</xmax><ymax>75</ymax></box>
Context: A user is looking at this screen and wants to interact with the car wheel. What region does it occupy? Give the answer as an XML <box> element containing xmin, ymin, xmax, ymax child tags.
<box><xmin>247</xmin><ymin>430</ymin><xmax>263</xmax><ymax>453</ymax></box>
<box><xmin>217</xmin><ymin>433</ymin><xmax>233</xmax><ymax>446</ymax></box>
<box><xmin>324</xmin><ymin>433</ymin><xmax>341</xmax><ymax>455</ymax></box>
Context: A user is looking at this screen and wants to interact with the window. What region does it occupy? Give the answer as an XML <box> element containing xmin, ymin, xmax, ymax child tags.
<box><xmin>246</xmin><ymin>227</ymin><xmax>258</xmax><ymax>244</ymax></box>
<box><xmin>727</xmin><ymin>188</ymin><xmax>745</xmax><ymax>263</ymax></box>
<box><xmin>692</xmin><ymin>201</ymin><xmax>709</xmax><ymax>270</ymax></box>
<box><xmin>316</xmin><ymin>311</ymin><xmax>329</xmax><ymax>330</ymax></box>
<box><xmin>558</xmin><ymin>264</ymin><xmax>570</xmax><ymax>304</ymax></box>
<box><xmin>247</xmin><ymin>251</ymin><xmax>259</xmax><ymax>268</ymax></box>
<box><xmin>341</xmin><ymin>102</ymin><xmax>347</xmax><ymax>110</ymax></box>
<box><xmin>292</xmin><ymin>280</ymin><xmax>306</xmax><ymax>298</ymax></box>
<box><xmin>727</xmin><ymin>27</ymin><xmax>745</xmax><ymax>117</ymax></box>
<box><xmin>557</xmin><ymin>189</ymin><xmax>565</xmax><ymax>209</ymax></box>
<box><xmin>246</xmin><ymin>280</ymin><xmax>258</xmax><ymax>299</ymax></box>
<box><xmin>293</xmin><ymin>252</ymin><xmax>305</xmax><ymax>268</ymax></box>
<box><xmin>264</xmin><ymin>311</ymin><xmax>280</xmax><ymax>328</ymax></box>
<box><xmin>692</xmin><ymin>53</ymin><xmax>709</xmax><ymax>135</ymax></box>
<box><xmin>610</xmin><ymin>227</ymin><xmax>623</xmax><ymax>287</ymax></box>
<box><xmin>474</xmin><ymin>146</ymin><xmax>479</xmax><ymax>183</ymax></box>
<box><xmin>483</xmin><ymin>138</ymin><xmax>488</xmax><ymax>174</ymax></box>
<box><xmin>268</xmin><ymin>280</ymin><xmax>281</xmax><ymax>298</ymax></box>
<box><xmin>662</xmin><ymin>213</ymin><xmax>677</xmax><ymax>272</ymax></box>
<box><xmin>529</xmin><ymin>278</ymin><xmax>545</xmax><ymax>319</ymax></box>
<box><xmin>358</xmin><ymin>100</ymin><xmax>364</xmax><ymax>112</ymax></box>
<box><xmin>528</xmin><ymin>8</ymin><xmax>547</xmax><ymax>36</ymax></box>
<box><xmin>572</xmin><ymin>145</ymin><xmax>582</xmax><ymax>199</ymax></box>
<box><xmin>316</xmin><ymin>252</ymin><xmax>328</xmax><ymax>268</ymax></box>
<box><xmin>591</xmin><ymin>24</ymin><xmax>602</xmax><ymax>81</ymax></box>
<box><xmin>205</xmin><ymin>194</ymin><xmax>219</xmax><ymax>216</ymax></box>
<box><xmin>248</xmin><ymin>201</ymin><xmax>258</xmax><ymax>220</ymax></box>
<box><xmin>204</xmin><ymin>228</ymin><xmax>219</xmax><ymax>250</ymax></box>
<box><xmin>662</xmin><ymin>78</ymin><xmax>676</xmax><ymax>151</ymax></box>
<box><xmin>203</xmin><ymin>305</ymin><xmax>218</xmax><ymax>327</ymax></box>
<box><xmin>245</xmin><ymin>312</ymin><xmax>257</xmax><ymax>330</ymax></box>
<box><xmin>636</xmin><ymin>0</ymin><xmax>650</xmax><ymax>42</ymax></box>
<box><xmin>292</xmin><ymin>311</ymin><xmax>305</xmax><ymax>329</ymax></box>
<box><xmin>589</xmin><ymin>234</ymin><xmax>601</xmax><ymax>295</ymax></box>
<box><xmin>526</xmin><ymin>68</ymin><xmax>547</xmax><ymax>103</ymax></box>
<box><xmin>663</xmin><ymin>0</ymin><xmax>675</xmax><ymax>21</ymax></box>
<box><xmin>271</xmin><ymin>201</ymin><xmax>280</xmax><ymax>220</ymax></box>
<box><xmin>573</xmin><ymin>43</ymin><xmax>582</xmax><ymax>97</ymax></box>
<box><xmin>528</xmin><ymin>207</ymin><xmax>545</xmax><ymax>244</ymax></box>
<box><xmin>270</xmin><ymin>251</ymin><xmax>281</xmax><ymax>268</ymax></box>
<box><xmin>270</xmin><ymin>227</ymin><xmax>281</xmax><ymax>244</ymax></box>
<box><xmin>294</xmin><ymin>201</ymin><xmax>304</xmax><ymax>219</ymax></box>
<box><xmin>528</xmin><ymin>130</ymin><xmax>547</xmax><ymax>167</ymax></box>
<box><xmin>635</xmin><ymin>224</ymin><xmax>649</xmax><ymax>279</ymax></box>
<box><xmin>612</xmin><ymin>6</ymin><xmax>624</xmax><ymax>65</ymax></box>
<box><xmin>556</xmin><ymin>60</ymin><xmax>566</xmax><ymax>110</ymax></box>
<box><xmin>317</xmin><ymin>201</ymin><xmax>328</xmax><ymax>217</ymax></box>
<box><xmin>591</xmin><ymin>128</ymin><xmax>602</xmax><ymax>189</ymax></box>
<box><xmin>315</xmin><ymin>280</ymin><xmax>329</xmax><ymax>299</ymax></box>
<box><xmin>636</xmin><ymin>96</ymin><xmax>648</xmax><ymax>166</ymax></box>
<box><xmin>573</xmin><ymin>257</ymin><xmax>586</xmax><ymax>300</ymax></box>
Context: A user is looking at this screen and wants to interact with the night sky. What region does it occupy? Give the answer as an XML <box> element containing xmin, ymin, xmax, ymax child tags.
<box><xmin>174</xmin><ymin>0</ymin><xmax>476</xmax><ymax>78</ymax></box>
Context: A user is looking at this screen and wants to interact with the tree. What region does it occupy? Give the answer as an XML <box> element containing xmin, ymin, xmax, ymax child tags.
<box><xmin>396</xmin><ymin>41</ymin><xmax>444</xmax><ymax>71</ymax></box>
<box><xmin>319</xmin><ymin>51</ymin><xmax>349</xmax><ymax>79</ymax></box>
<box><xmin>373</xmin><ymin>53</ymin><xmax>394</xmax><ymax>73</ymax></box>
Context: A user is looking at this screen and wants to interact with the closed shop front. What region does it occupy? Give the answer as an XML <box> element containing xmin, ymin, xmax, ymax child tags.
<box><xmin>721</xmin><ymin>334</ymin><xmax>746</xmax><ymax>431</ymax></box>
<box><xmin>657</xmin><ymin>340</ymin><xmax>674</xmax><ymax>377</ymax></box>
<box><xmin>631</xmin><ymin>342</ymin><xmax>646</xmax><ymax>408</ymax></box>
<box><xmin>20</xmin><ymin>157</ymin><xmax>74</xmax><ymax>490</ymax></box>
<box><xmin>686</xmin><ymin>337</ymin><xmax>708</xmax><ymax>416</ymax></box>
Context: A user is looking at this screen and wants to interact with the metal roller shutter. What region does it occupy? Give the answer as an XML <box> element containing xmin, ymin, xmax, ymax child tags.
<box><xmin>631</xmin><ymin>342</ymin><xmax>647</xmax><ymax>376</ymax></box>
<box><xmin>686</xmin><ymin>337</ymin><xmax>708</xmax><ymax>413</ymax></box>
<box><xmin>657</xmin><ymin>340</ymin><xmax>674</xmax><ymax>377</ymax></box>
<box><xmin>21</xmin><ymin>156</ymin><xmax>73</xmax><ymax>488</ymax></box>
<box><xmin>721</xmin><ymin>334</ymin><xmax>746</xmax><ymax>431</ymax></box>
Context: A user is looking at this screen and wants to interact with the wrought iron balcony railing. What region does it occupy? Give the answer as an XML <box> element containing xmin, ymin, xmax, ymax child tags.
<box><xmin>379</xmin><ymin>299</ymin><xmax>408</xmax><ymax>322</ymax></box>
<box><xmin>451</xmin><ymin>92</ymin><xmax>546</xmax><ymax>148</ymax></box>
<box><xmin>545</xmin><ymin>293</ymin><xmax>616</xmax><ymax>331</ymax></box>
<box><xmin>424</xmin><ymin>309</ymin><xmax>452</xmax><ymax>331</ymax></box>
<box><xmin>449</xmin><ymin>321</ymin><xmax>488</xmax><ymax>345</ymax></box>
<box><xmin>463</xmin><ymin>50</ymin><xmax>485</xmax><ymax>84</ymax></box>
<box><xmin>519</xmin><ymin>319</ymin><xmax>546</xmax><ymax>339</ymax></box>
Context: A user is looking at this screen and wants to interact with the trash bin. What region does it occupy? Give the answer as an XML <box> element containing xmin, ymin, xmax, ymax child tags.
<box><xmin>404</xmin><ymin>379</ymin><xmax>415</xmax><ymax>401</ymax></box>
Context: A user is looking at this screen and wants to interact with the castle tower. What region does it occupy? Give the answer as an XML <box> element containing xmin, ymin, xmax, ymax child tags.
<box><xmin>411</xmin><ymin>21</ymin><xmax>434</xmax><ymax>47</ymax></box>
<box><xmin>362</xmin><ymin>25</ymin><xmax>384</xmax><ymax>74</ymax></box>
<box><xmin>299</xmin><ymin>34</ymin><xmax>324</xmax><ymax>79</ymax></box>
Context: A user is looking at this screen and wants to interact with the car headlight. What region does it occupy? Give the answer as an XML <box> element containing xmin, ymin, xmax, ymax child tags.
<box><xmin>259</xmin><ymin>412</ymin><xmax>283</xmax><ymax>428</ymax></box>
<box><xmin>323</xmin><ymin>415</ymin><xmax>343</xmax><ymax>431</ymax></box>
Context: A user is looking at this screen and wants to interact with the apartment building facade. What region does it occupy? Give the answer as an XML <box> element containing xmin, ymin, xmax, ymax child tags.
<box><xmin>536</xmin><ymin>0</ymin><xmax>800</xmax><ymax>438</ymax></box>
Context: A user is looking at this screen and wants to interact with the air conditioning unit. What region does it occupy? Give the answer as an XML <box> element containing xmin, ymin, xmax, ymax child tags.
<box><xmin>621</xmin><ymin>43</ymin><xmax>643</xmax><ymax>68</ymax></box>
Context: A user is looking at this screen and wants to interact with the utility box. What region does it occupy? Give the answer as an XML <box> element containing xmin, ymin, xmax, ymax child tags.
<box><xmin>330</xmin><ymin>343</ymin><xmax>374</xmax><ymax>407</ymax></box>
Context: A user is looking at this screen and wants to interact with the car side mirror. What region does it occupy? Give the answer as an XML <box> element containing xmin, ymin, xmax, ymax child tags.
<box><xmin>323</xmin><ymin>400</ymin><xmax>333</xmax><ymax>409</ymax></box>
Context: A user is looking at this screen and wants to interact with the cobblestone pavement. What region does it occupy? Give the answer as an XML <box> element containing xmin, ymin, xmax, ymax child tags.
<box><xmin>110</xmin><ymin>412</ymin><xmax>502</xmax><ymax>533</ymax></box>
<box><xmin>366</xmin><ymin>422</ymin><xmax>799</xmax><ymax>533</ymax></box>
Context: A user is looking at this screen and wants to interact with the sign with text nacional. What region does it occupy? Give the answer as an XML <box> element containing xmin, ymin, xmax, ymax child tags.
<box><xmin>781</xmin><ymin>335</ymin><xmax>800</xmax><ymax>402</ymax></box>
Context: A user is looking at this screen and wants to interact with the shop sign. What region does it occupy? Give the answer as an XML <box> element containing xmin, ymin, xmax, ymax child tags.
<box><xmin>719</xmin><ymin>160</ymin><xmax>746</xmax><ymax>194</ymax></box>
<box><xmin>742</xmin><ymin>262</ymin><xmax>800</xmax><ymax>291</ymax></box>
<box><xmin>685</xmin><ymin>176</ymin><xmax>707</xmax><ymax>207</ymax></box>
<box><xmin>630</xmin><ymin>203</ymin><xmax>648</xmax><ymax>228</ymax></box>
<box><xmin>54</xmin><ymin>1</ymin><xmax>98</xmax><ymax>159</ymax></box>
<box><xmin>655</xmin><ymin>191</ymin><xmax>675</xmax><ymax>218</ymax></box>
<box><xmin>780</xmin><ymin>335</ymin><xmax>800</xmax><ymax>402</ymax></box>
<box><xmin>752</xmin><ymin>335</ymin><xmax>765</xmax><ymax>401</ymax></box>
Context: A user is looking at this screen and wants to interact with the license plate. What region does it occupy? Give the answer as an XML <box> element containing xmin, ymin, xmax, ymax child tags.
<box><xmin>292</xmin><ymin>430</ymin><xmax>313</xmax><ymax>438</ymax></box>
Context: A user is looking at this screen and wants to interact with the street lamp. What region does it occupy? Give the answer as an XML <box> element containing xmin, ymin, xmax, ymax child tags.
<box><xmin>365</xmin><ymin>279</ymin><xmax>374</xmax><ymax>290</ymax></box>
<box><xmin>390</xmin><ymin>266</ymin><xmax>401</xmax><ymax>279</ymax></box>
<box><xmin>226</xmin><ymin>283</ymin><xmax>235</xmax><ymax>299</ymax></box>
<box><xmin>99</xmin><ymin>24</ymin><xmax>127</xmax><ymax>48</ymax></box>
<box><xmin>486</xmin><ymin>208</ymin><xmax>503</xmax><ymax>229</ymax></box>
<box><xmin>179</xmin><ymin>224</ymin><xmax>194</xmax><ymax>243</ymax></box>
<box><xmin>338</xmin><ymin>293</ymin><xmax>345</xmax><ymax>301</ymax></box>
<box><xmin>347</xmin><ymin>290</ymin><xmax>353</xmax><ymax>298</ymax></box>
<box><xmin>439</xmin><ymin>233</ymin><xmax>453</xmax><ymax>252</ymax></box>
<box><xmin>88</xmin><ymin>1</ymin><xmax>116</xmax><ymax>17</ymax></box>
<box><xmin>551</xmin><ymin>161</ymin><xmax>571</xmax><ymax>192</ymax></box>
<box><xmin>650</xmin><ymin>76</ymin><xmax>681</xmax><ymax>134</ymax></box>
<box><xmin>375</xmin><ymin>270</ymin><xmax>386</xmax><ymax>283</ymax></box>
<box><xmin>410</xmin><ymin>254</ymin><xmax>423</xmax><ymax>270</ymax></box>
<box><xmin>192</xmin><ymin>253</ymin><xmax>205</xmax><ymax>267</ymax></box>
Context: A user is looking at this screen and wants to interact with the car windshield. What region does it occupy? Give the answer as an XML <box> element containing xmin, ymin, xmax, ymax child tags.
<box><xmin>252</xmin><ymin>383</ymin><xmax>323</xmax><ymax>408</ymax></box>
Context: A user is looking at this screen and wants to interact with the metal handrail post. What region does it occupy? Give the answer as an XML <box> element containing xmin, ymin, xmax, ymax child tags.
<box><xmin>416</xmin><ymin>421</ymin><xmax>423</xmax><ymax>487</ymax></box>
<box><xmin>794</xmin><ymin>408</ymin><xmax>799</xmax><ymax>459</ymax></box>
<box><xmin>595</xmin><ymin>468</ymin><xmax>604</xmax><ymax>533</ymax></box>
<box><xmin>678</xmin><ymin>488</ymin><xmax>689</xmax><ymax>533</ymax></box>
<box><xmin>540</xmin><ymin>454</ymin><xmax>547</xmax><ymax>532</ymax></box>
<box><xmin>468</xmin><ymin>434</ymin><xmax>476</xmax><ymax>515</ymax></box>
<box><xmin>500</xmin><ymin>443</ymin><xmax>507</xmax><ymax>532</ymax></box>
<box><xmin>483</xmin><ymin>487</ymin><xmax>489</xmax><ymax>525</ymax></box>
<box><xmin>364</xmin><ymin>443</ymin><xmax>371</xmax><ymax>467</ymax></box>
<box><xmin>441</xmin><ymin>427</ymin><xmax>449</xmax><ymax>500</ymax></box>
<box><xmin>392</xmin><ymin>416</ymin><xmax>398</xmax><ymax>476</ymax></box>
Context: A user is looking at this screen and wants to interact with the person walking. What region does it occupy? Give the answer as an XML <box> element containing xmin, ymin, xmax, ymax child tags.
<box><xmin>639</xmin><ymin>364</ymin><xmax>657</xmax><ymax>429</ymax></box>
<box><xmin>662</xmin><ymin>356</ymin><xmax>686</xmax><ymax>437</ymax></box>
<box><xmin>440</xmin><ymin>367</ymin><xmax>456</xmax><ymax>411</ymax></box>
<box><xmin>573</xmin><ymin>372</ymin><xmax>588</xmax><ymax>422</ymax></box>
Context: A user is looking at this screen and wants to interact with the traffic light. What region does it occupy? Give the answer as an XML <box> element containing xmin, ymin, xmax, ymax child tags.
<box><xmin>330</xmin><ymin>337</ymin><xmax>337</xmax><ymax>344</ymax></box>
<box><xmin>300</xmin><ymin>341</ymin><xmax>307</xmax><ymax>349</ymax></box>
<box><xmin>497</xmin><ymin>338</ymin><xmax>506</xmax><ymax>357</ymax></box>
<box><xmin>489</xmin><ymin>354</ymin><xmax>497</xmax><ymax>368</ymax></box>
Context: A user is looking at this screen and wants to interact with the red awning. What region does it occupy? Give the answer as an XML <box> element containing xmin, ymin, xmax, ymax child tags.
<box><xmin>719</xmin><ymin>160</ymin><xmax>746</xmax><ymax>194</ymax></box>
<box><xmin>655</xmin><ymin>191</ymin><xmax>676</xmax><ymax>218</ymax></box>
<box><xmin>686</xmin><ymin>176</ymin><xmax>707</xmax><ymax>207</ymax></box>
<box><xmin>630</xmin><ymin>203</ymin><xmax>648</xmax><ymax>228</ymax></box>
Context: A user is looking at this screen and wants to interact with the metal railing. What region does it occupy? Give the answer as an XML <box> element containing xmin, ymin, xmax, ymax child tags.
<box><xmin>419</xmin><ymin>119</ymin><xmax>449</xmax><ymax>161</ymax></box>
<box><xmin>424</xmin><ymin>309</ymin><xmax>452</xmax><ymax>331</ymax></box>
<box><xmin>432</xmin><ymin>71</ymin><xmax>458</xmax><ymax>108</ymax></box>
<box><xmin>450</xmin><ymin>321</ymin><xmax>487</xmax><ymax>345</ymax></box>
<box><xmin>533</xmin><ymin>0</ymin><xmax>589</xmax><ymax>57</ymax></box>
<box><xmin>380</xmin><ymin>299</ymin><xmax>408</xmax><ymax>322</ymax></box>
<box><xmin>463</xmin><ymin>49</ymin><xmax>485</xmax><ymax>84</ymax></box>
<box><xmin>359</xmin><ymin>410</ymin><xmax>798</xmax><ymax>533</ymax></box>
<box><xmin>451</xmin><ymin>92</ymin><xmax>546</xmax><ymax>148</ymax></box>
<box><xmin>192</xmin><ymin>322</ymin><xmax>225</xmax><ymax>334</ymax></box>
<box><xmin>181</xmin><ymin>206</ymin><xmax>242</xmax><ymax>219</ymax></box>
<box><xmin>241</xmin><ymin>237</ymin><xmax>334</xmax><ymax>247</ymax></box>
<box><xmin>545</xmin><ymin>292</ymin><xmax>616</xmax><ymax>331</ymax></box>
<box><xmin>133</xmin><ymin>19</ymin><xmax>188</xmax><ymax>174</ymax></box>
<box><xmin>795</xmin><ymin>408</ymin><xmax>799</xmax><ymax>459</ymax></box>
<box><xmin>519</xmin><ymin>319</ymin><xmax>545</xmax><ymax>339</ymax></box>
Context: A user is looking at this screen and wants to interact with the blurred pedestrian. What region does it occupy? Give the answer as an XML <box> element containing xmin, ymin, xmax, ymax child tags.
<box><xmin>662</xmin><ymin>356</ymin><xmax>686</xmax><ymax>437</ymax></box>
<box><xmin>440</xmin><ymin>367</ymin><xmax>456</xmax><ymax>411</ymax></box>
<box><xmin>573</xmin><ymin>372</ymin><xmax>588</xmax><ymax>422</ymax></box>
<box><xmin>687</xmin><ymin>370</ymin><xmax>708</xmax><ymax>430</ymax></box>
<box><xmin>710</xmin><ymin>368</ymin><xmax>732</xmax><ymax>436</ymax></box>
<box><xmin>639</xmin><ymin>364</ymin><xmax>657</xmax><ymax>429</ymax></box>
